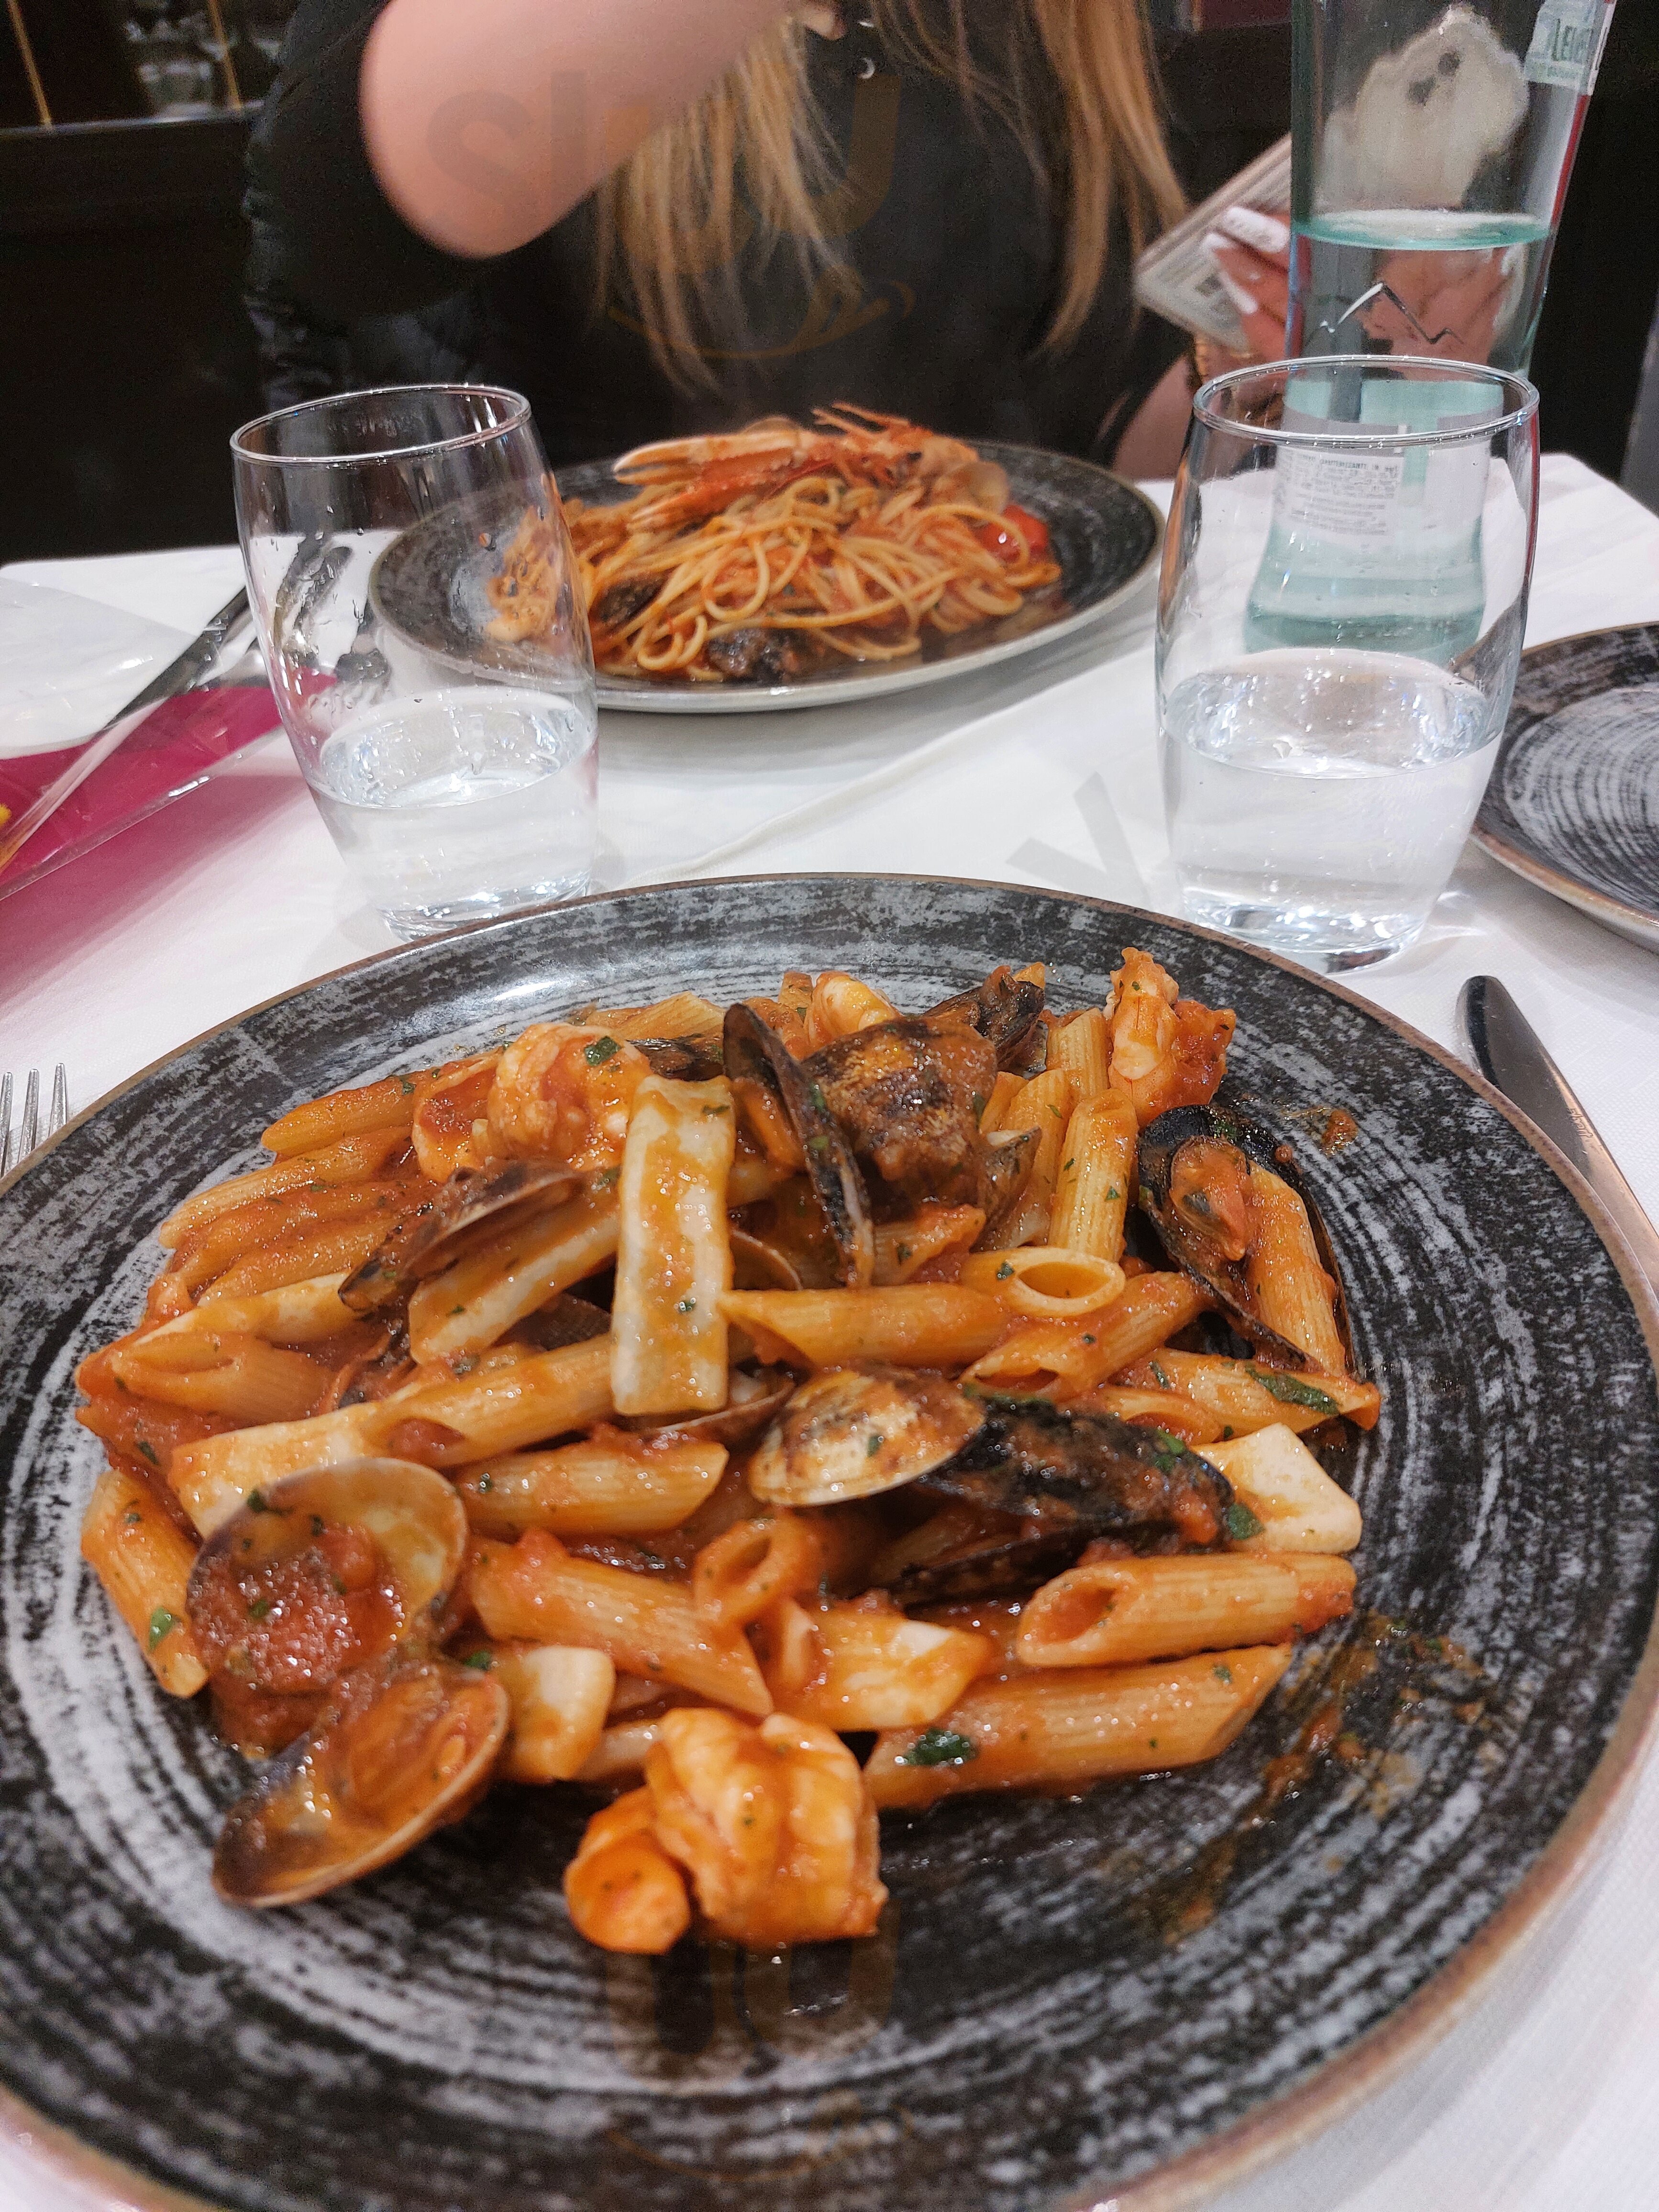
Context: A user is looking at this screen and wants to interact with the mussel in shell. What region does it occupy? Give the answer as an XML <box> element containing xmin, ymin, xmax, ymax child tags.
<box><xmin>926</xmin><ymin>965</ymin><xmax>1046</xmax><ymax>1070</ymax></box>
<box><xmin>1137</xmin><ymin>1102</ymin><xmax>1354</xmax><ymax>1373</ymax></box>
<box><xmin>339</xmin><ymin>1159</ymin><xmax>582</xmax><ymax>1313</ymax></box>
<box><xmin>747</xmin><ymin>1362</ymin><xmax>986</xmax><ymax>1507</ymax></box>
<box><xmin>891</xmin><ymin>1398</ymin><xmax>1238</xmax><ymax>1603</ymax></box>
<box><xmin>806</xmin><ymin>1015</ymin><xmax>1016</xmax><ymax>1215</ymax></box>
<box><xmin>724</xmin><ymin>1003</ymin><xmax>874</xmax><ymax>1287</ymax></box>
<box><xmin>213</xmin><ymin>1652</ymin><xmax>508</xmax><ymax>1906</ymax></box>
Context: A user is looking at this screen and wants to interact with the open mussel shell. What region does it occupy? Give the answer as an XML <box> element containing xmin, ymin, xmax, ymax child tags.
<box><xmin>1137</xmin><ymin>1100</ymin><xmax>1355</xmax><ymax>1371</ymax></box>
<box><xmin>748</xmin><ymin>1362</ymin><xmax>985</xmax><ymax>1508</ymax></box>
<box><xmin>213</xmin><ymin>1652</ymin><xmax>509</xmax><ymax>1907</ymax></box>
<box><xmin>188</xmin><ymin>1458</ymin><xmax>469</xmax><ymax>1649</ymax></box>
<box><xmin>894</xmin><ymin>1397</ymin><xmax>1237</xmax><ymax>1602</ymax></box>
<box><xmin>621</xmin><ymin>1365</ymin><xmax>797</xmax><ymax>1449</ymax></box>
<box><xmin>724</xmin><ymin>1002</ymin><xmax>874</xmax><ymax>1288</ymax></box>
<box><xmin>927</xmin><ymin>965</ymin><xmax>1046</xmax><ymax>1069</ymax></box>
<box><xmin>339</xmin><ymin>1160</ymin><xmax>582</xmax><ymax>1313</ymax></box>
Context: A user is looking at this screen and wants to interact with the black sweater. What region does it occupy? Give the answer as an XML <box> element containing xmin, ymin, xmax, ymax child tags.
<box><xmin>244</xmin><ymin>0</ymin><xmax>1185</xmax><ymax>469</ymax></box>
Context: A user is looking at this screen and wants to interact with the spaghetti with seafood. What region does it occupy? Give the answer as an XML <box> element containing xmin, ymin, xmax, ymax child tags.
<box><xmin>486</xmin><ymin>407</ymin><xmax>1064</xmax><ymax>684</ymax></box>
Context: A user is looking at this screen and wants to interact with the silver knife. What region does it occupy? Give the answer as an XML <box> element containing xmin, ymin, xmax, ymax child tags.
<box><xmin>0</xmin><ymin>586</ymin><xmax>255</xmax><ymax>876</ymax></box>
<box><xmin>1459</xmin><ymin>975</ymin><xmax>1659</xmax><ymax>1299</ymax></box>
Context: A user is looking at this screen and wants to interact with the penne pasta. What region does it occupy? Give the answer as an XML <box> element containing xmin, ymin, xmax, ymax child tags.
<box><xmin>872</xmin><ymin>1205</ymin><xmax>985</xmax><ymax>1285</ymax></box>
<box><xmin>977</xmin><ymin>1072</ymin><xmax>1024</xmax><ymax>1134</ymax></box>
<box><xmin>1014</xmin><ymin>1553</ymin><xmax>1356</xmax><ymax>1668</ymax></box>
<box><xmin>261</xmin><ymin>1071</ymin><xmax>421</xmax><ymax>1158</ymax></box>
<box><xmin>470</xmin><ymin>1643</ymin><xmax>616</xmax><ymax>1783</ymax></box>
<box><xmin>978</xmin><ymin>1067</ymin><xmax>1078</xmax><ymax>1248</ymax></box>
<box><xmin>588</xmin><ymin>992</ymin><xmax>725</xmax><ymax>1047</ymax></box>
<box><xmin>185</xmin><ymin>1273</ymin><xmax>357</xmax><ymax>1342</ymax></box>
<box><xmin>403</xmin><ymin>1335</ymin><xmax>615</xmax><ymax>1464</ymax></box>
<box><xmin>453</xmin><ymin>1433</ymin><xmax>727</xmax><ymax>1538</ymax></box>
<box><xmin>168</xmin><ymin>1179</ymin><xmax>418</xmax><ymax>1294</ymax></box>
<box><xmin>756</xmin><ymin>1595</ymin><xmax>995</xmax><ymax>1730</ymax></box>
<box><xmin>727</xmin><ymin>1151</ymin><xmax>796</xmax><ymax>1207</ymax></box>
<box><xmin>168</xmin><ymin>1401</ymin><xmax>406</xmax><ymax>1533</ymax></box>
<box><xmin>407</xmin><ymin>1185</ymin><xmax>619</xmax><ymax>1363</ymax></box>
<box><xmin>1048</xmin><ymin>1089</ymin><xmax>1139</xmax><ymax>1263</ymax></box>
<box><xmin>1051</xmin><ymin>1007</ymin><xmax>1111</xmax><ymax>1099</ymax></box>
<box><xmin>959</xmin><ymin>1246</ymin><xmax>1125</xmax><ymax>1320</ymax></box>
<box><xmin>866</xmin><ymin>1646</ymin><xmax>1293</xmax><ymax>1807</ymax></box>
<box><xmin>719</xmin><ymin>1286</ymin><xmax>1005</xmax><ymax>1370</ymax></box>
<box><xmin>1198</xmin><ymin>1424</ymin><xmax>1364</xmax><ymax>1553</ymax></box>
<box><xmin>156</xmin><ymin>1128</ymin><xmax>410</xmax><ymax>1248</ymax></box>
<box><xmin>207</xmin><ymin>1217</ymin><xmax>393</xmax><ymax>1299</ymax></box>
<box><xmin>1079</xmin><ymin>1384</ymin><xmax>1224</xmax><ymax>1445</ymax></box>
<box><xmin>107</xmin><ymin>1330</ymin><xmax>326</xmax><ymax>1426</ymax></box>
<box><xmin>466</xmin><ymin>1529</ymin><xmax>772</xmax><ymax>1714</ymax></box>
<box><xmin>1110</xmin><ymin>1348</ymin><xmax>1380</xmax><ymax>1434</ymax></box>
<box><xmin>1244</xmin><ymin>1165</ymin><xmax>1349</xmax><ymax>1375</ymax></box>
<box><xmin>961</xmin><ymin>1315</ymin><xmax>1125</xmax><ymax>1397</ymax></box>
<box><xmin>611</xmin><ymin>1076</ymin><xmax>736</xmax><ymax>1417</ymax></box>
<box><xmin>690</xmin><ymin>1512</ymin><xmax>828</xmax><ymax>1629</ymax></box>
<box><xmin>808</xmin><ymin>971</ymin><xmax>899</xmax><ymax>1044</ymax></box>
<box><xmin>79</xmin><ymin>1465</ymin><xmax>208</xmax><ymax>1697</ymax></box>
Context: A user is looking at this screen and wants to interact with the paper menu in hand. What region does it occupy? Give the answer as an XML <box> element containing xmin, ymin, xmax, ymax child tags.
<box><xmin>1132</xmin><ymin>135</ymin><xmax>1292</xmax><ymax>350</ymax></box>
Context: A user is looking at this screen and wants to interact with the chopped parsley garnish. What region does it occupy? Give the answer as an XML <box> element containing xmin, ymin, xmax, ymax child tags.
<box><xmin>865</xmin><ymin>1432</ymin><xmax>884</xmax><ymax>1457</ymax></box>
<box><xmin>593</xmin><ymin>1166</ymin><xmax>620</xmax><ymax>1190</ymax></box>
<box><xmin>399</xmin><ymin>1076</ymin><xmax>416</xmax><ymax>1095</ymax></box>
<box><xmin>461</xmin><ymin>1650</ymin><xmax>494</xmax><ymax>1670</ymax></box>
<box><xmin>1246</xmin><ymin>1368</ymin><xmax>1339</xmax><ymax>1415</ymax></box>
<box><xmin>584</xmin><ymin>1034</ymin><xmax>621</xmax><ymax>1066</ymax></box>
<box><xmin>1062</xmin><ymin>1157</ymin><xmax>1075</xmax><ymax>1172</ymax></box>
<box><xmin>809</xmin><ymin>1083</ymin><xmax>830</xmax><ymax>1115</ymax></box>
<box><xmin>1149</xmin><ymin>1360</ymin><xmax>1172</xmax><ymax>1389</ymax></box>
<box><xmin>136</xmin><ymin>1440</ymin><xmax>159</xmax><ymax>1467</ymax></box>
<box><xmin>310</xmin><ymin>1515</ymin><xmax>326</xmax><ymax>1536</ymax></box>
<box><xmin>476</xmin><ymin>1472</ymin><xmax>493</xmax><ymax>1493</ymax></box>
<box><xmin>702</xmin><ymin>1103</ymin><xmax>730</xmax><ymax>1116</ymax></box>
<box><xmin>995</xmin><ymin>1261</ymin><xmax>1014</xmax><ymax>1280</ymax></box>
<box><xmin>247</xmin><ymin>1598</ymin><xmax>272</xmax><ymax>1621</ymax></box>
<box><xmin>146</xmin><ymin>1608</ymin><xmax>177</xmax><ymax>1652</ymax></box>
<box><xmin>123</xmin><ymin>1510</ymin><xmax>144</xmax><ymax>1526</ymax></box>
<box><xmin>675</xmin><ymin>1295</ymin><xmax>697</xmax><ymax>1313</ymax></box>
<box><xmin>1148</xmin><ymin>1429</ymin><xmax>1188</xmax><ymax>1472</ymax></box>
<box><xmin>1213</xmin><ymin>1662</ymin><xmax>1234</xmax><ymax>1684</ymax></box>
<box><xmin>896</xmin><ymin>1727</ymin><xmax>977</xmax><ymax>1769</ymax></box>
<box><xmin>1105</xmin><ymin>1185</ymin><xmax>1120</xmax><ymax>1202</ymax></box>
<box><xmin>807</xmin><ymin>1134</ymin><xmax>830</xmax><ymax>1156</ymax></box>
<box><xmin>1224</xmin><ymin>1502</ymin><xmax>1264</xmax><ymax>1541</ymax></box>
<box><xmin>247</xmin><ymin>1489</ymin><xmax>270</xmax><ymax>1514</ymax></box>
<box><xmin>971</xmin><ymin>1094</ymin><xmax>987</xmax><ymax>1120</ymax></box>
<box><xmin>1082</xmin><ymin>1333</ymin><xmax>1095</xmax><ymax>1345</ymax></box>
<box><xmin>1221</xmin><ymin>1425</ymin><xmax>1234</xmax><ymax>1440</ymax></box>
<box><xmin>450</xmin><ymin>1304</ymin><xmax>466</xmax><ymax>1316</ymax></box>
<box><xmin>896</xmin><ymin>1242</ymin><xmax>912</xmax><ymax>1265</ymax></box>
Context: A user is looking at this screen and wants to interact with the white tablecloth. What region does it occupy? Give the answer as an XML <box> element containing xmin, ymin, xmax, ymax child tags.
<box><xmin>2</xmin><ymin>451</ymin><xmax>1657</xmax><ymax>2212</ymax></box>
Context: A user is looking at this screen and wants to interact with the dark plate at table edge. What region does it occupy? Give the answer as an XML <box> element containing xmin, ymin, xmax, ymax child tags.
<box><xmin>1</xmin><ymin>871</ymin><xmax>1657</xmax><ymax>2212</ymax></box>
<box><xmin>371</xmin><ymin>445</ymin><xmax>1163</xmax><ymax>716</ymax></box>
<box><xmin>1472</xmin><ymin>620</ymin><xmax>1659</xmax><ymax>955</ymax></box>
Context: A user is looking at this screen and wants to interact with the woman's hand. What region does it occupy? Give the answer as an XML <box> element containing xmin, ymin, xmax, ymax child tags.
<box><xmin>1202</xmin><ymin>206</ymin><xmax>1291</xmax><ymax>364</ymax></box>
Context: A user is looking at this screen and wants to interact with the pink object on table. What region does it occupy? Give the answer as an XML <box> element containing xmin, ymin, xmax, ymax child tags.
<box><xmin>0</xmin><ymin>682</ymin><xmax>284</xmax><ymax>903</ymax></box>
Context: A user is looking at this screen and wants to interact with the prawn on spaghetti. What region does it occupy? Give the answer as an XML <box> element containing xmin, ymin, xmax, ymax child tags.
<box><xmin>486</xmin><ymin>406</ymin><xmax>1063</xmax><ymax>683</ymax></box>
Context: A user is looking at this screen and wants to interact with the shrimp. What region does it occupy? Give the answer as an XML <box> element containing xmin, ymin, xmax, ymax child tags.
<box><xmin>643</xmin><ymin>1706</ymin><xmax>886</xmax><ymax>1948</ymax></box>
<box><xmin>1106</xmin><ymin>950</ymin><xmax>1236</xmax><ymax>1126</ymax></box>
<box><xmin>486</xmin><ymin>1023</ymin><xmax>650</xmax><ymax>1171</ymax></box>
<box><xmin>563</xmin><ymin>1786</ymin><xmax>691</xmax><ymax>1954</ymax></box>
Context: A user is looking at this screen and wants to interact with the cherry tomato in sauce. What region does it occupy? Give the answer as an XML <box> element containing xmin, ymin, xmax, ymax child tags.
<box><xmin>973</xmin><ymin>504</ymin><xmax>1050</xmax><ymax>563</ymax></box>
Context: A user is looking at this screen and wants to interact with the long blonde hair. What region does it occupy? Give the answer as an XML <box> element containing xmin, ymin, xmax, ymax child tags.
<box><xmin>596</xmin><ymin>0</ymin><xmax>1184</xmax><ymax>384</ymax></box>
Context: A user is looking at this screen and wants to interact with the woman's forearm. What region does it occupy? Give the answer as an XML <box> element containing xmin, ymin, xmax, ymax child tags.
<box><xmin>361</xmin><ymin>0</ymin><xmax>798</xmax><ymax>260</ymax></box>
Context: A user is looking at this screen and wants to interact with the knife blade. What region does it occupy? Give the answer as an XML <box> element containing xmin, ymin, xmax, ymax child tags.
<box><xmin>1459</xmin><ymin>975</ymin><xmax>1659</xmax><ymax>1300</ymax></box>
<box><xmin>0</xmin><ymin>586</ymin><xmax>254</xmax><ymax>876</ymax></box>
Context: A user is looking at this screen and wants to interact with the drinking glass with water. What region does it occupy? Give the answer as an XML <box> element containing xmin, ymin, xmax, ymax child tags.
<box><xmin>1158</xmin><ymin>356</ymin><xmax>1539</xmax><ymax>971</ymax></box>
<box><xmin>232</xmin><ymin>386</ymin><xmax>597</xmax><ymax>939</ymax></box>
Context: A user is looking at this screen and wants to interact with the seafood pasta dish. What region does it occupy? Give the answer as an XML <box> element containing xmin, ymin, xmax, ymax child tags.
<box><xmin>486</xmin><ymin>407</ymin><xmax>1063</xmax><ymax>684</ymax></box>
<box><xmin>77</xmin><ymin>952</ymin><xmax>1378</xmax><ymax>1955</ymax></box>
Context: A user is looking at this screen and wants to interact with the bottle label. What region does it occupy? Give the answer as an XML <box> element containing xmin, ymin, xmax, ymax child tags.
<box><xmin>1524</xmin><ymin>0</ymin><xmax>1613</xmax><ymax>95</ymax></box>
<box><xmin>1277</xmin><ymin>449</ymin><xmax>1406</xmax><ymax>544</ymax></box>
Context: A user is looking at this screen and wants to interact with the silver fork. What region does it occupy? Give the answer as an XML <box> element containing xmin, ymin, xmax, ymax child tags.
<box><xmin>0</xmin><ymin>1064</ymin><xmax>69</xmax><ymax>1175</ymax></box>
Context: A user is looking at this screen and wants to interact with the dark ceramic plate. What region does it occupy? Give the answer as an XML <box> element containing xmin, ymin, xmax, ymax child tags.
<box><xmin>1474</xmin><ymin>623</ymin><xmax>1659</xmax><ymax>952</ymax></box>
<box><xmin>2</xmin><ymin>877</ymin><xmax>1657</xmax><ymax>2212</ymax></box>
<box><xmin>369</xmin><ymin>443</ymin><xmax>1162</xmax><ymax>714</ymax></box>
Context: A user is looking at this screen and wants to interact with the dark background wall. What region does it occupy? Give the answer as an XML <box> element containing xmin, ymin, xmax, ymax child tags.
<box><xmin>1</xmin><ymin>5</ymin><xmax>1655</xmax><ymax>564</ymax></box>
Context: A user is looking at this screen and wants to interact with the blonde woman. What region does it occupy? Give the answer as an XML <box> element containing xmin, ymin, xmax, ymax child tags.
<box><xmin>247</xmin><ymin>1</ymin><xmax>1199</xmax><ymax>474</ymax></box>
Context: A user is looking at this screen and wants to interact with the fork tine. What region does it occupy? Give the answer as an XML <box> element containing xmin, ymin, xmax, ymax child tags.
<box><xmin>19</xmin><ymin>1069</ymin><xmax>40</xmax><ymax>1162</ymax></box>
<box><xmin>49</xmin><ymin>1064</ymin><xmax>68</xmax><ymax>1137</ymax></box>
<box><xmin>0</xmin><ymin>1073</ymin><xmax>11</xmax><ymax>1176</ymax></box>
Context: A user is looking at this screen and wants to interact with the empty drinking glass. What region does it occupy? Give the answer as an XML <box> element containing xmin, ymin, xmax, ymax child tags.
<box><xmin>1158</xmin><ymin>355</ymin><xmax>1539</xmax><ymax>970</ymax></box>
<box><xmin>232</xmin><ymin>385</ymin><xmax>597</xmax><ymax>939</ymax></box>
